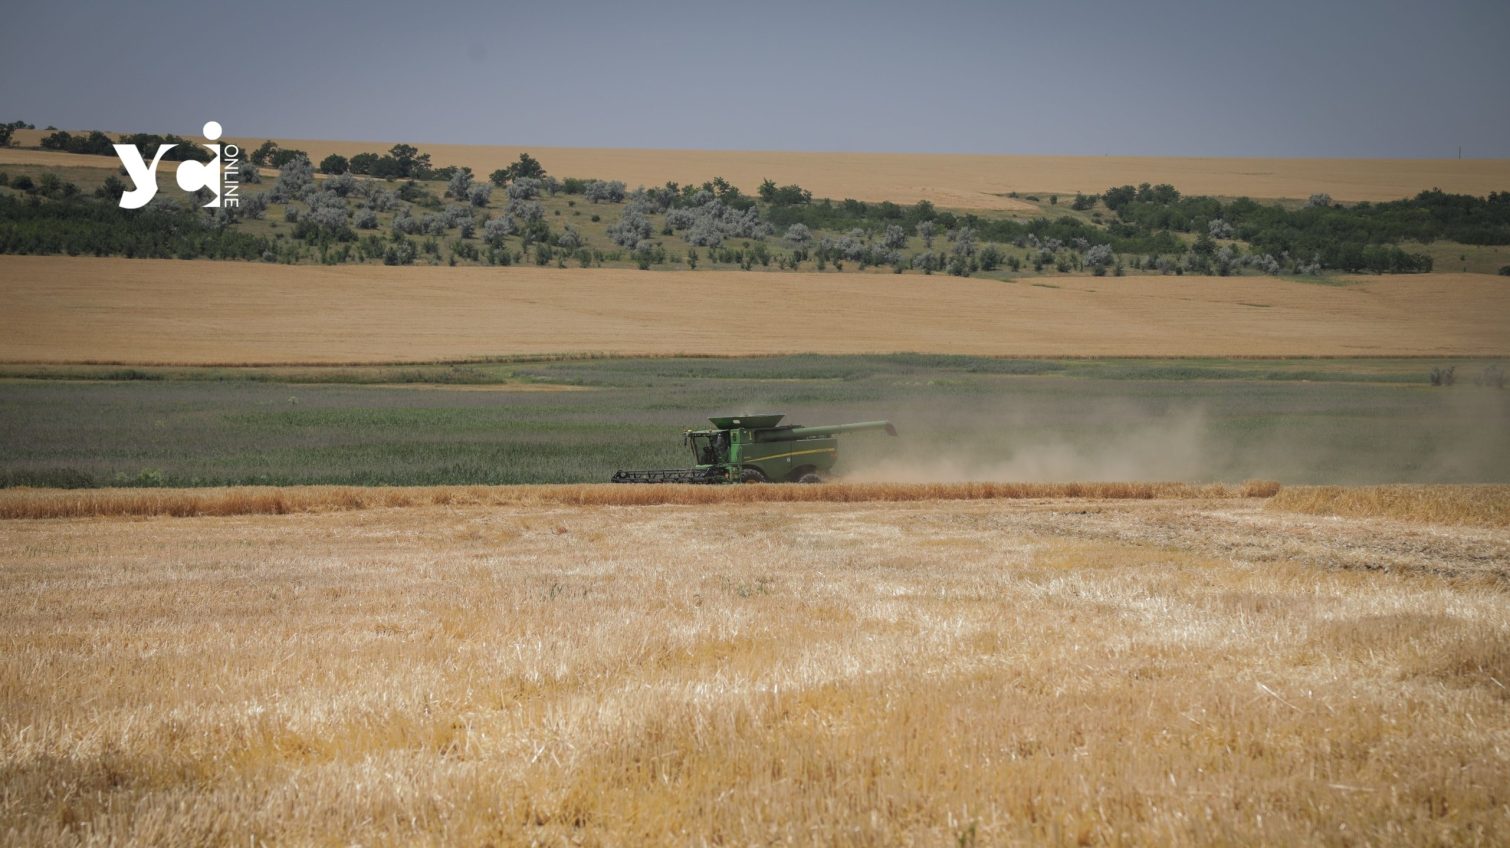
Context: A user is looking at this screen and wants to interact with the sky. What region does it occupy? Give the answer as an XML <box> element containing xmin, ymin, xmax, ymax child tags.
<box><xmin>2</xmin><ymin>0</ymin><xmax>1507</xmax><ymax>157</ymax></box>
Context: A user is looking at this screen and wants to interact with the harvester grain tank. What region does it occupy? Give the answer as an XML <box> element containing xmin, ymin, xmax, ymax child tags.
<box><xmin>612</xmin><ymin>414</ymin><xmax>898</xmax><ymax>483</ymax></box>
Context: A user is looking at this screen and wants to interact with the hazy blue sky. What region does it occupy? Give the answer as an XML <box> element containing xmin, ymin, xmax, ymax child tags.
<box><xmin>3</xmin><ymin>0</ymin><xmax>1506</xmax><ymax>157</ymax></box>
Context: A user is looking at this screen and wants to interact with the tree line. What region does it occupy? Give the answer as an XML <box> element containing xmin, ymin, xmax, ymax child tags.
<box><xmin>11</xmin><ymin>131</ymin><xmax>1508</xmax><ymax>277</ymax></box>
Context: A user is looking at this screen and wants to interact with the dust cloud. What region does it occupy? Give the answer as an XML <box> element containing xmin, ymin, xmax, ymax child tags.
<box><xmin>818</xmin><ymin>388</ymin><xmax>1510</xmax><ymax>485</ymax></box>
<box><xmin>845</xmin><ymin>406</ymin><xmax>1217</xmax><ymax>483</ymax></box>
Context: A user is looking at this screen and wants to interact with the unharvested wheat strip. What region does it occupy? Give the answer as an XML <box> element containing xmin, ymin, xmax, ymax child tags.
<box><xmin>0</xmin><ymin>481</ymin><xmax>1280</xmax><ymax>520</ymax></box>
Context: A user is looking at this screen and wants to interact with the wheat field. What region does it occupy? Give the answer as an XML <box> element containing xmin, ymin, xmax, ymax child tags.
<box><xmin>3</xmin><ymin>256</ymin><xmax>1506</xmax><ymax>363</ymax></box>
<box><xmin>7</xmin><ymin>132</ymin><xmax>1509</xmax><ymax>206</ymax></box>
<box><xmin>1</xmin><ymin>492</ymin><xmax>1507</xmax><ymax>845</ymax></box>
<box><xmin>1267</xmin><ymin>484</ymin><xmax>1510</xmax><ymax>528</ymax></box>
<box><xmin>0</xmin><ymin>481</ymin><xmax>1275</xmax><ymax>520</ymax></box>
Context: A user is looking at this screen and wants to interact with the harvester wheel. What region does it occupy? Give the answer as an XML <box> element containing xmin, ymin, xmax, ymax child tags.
<box><xmin>797</xmin><ymin>473</ymin><xmax>823</xmax><ymax>484</ymax></box>
<box><xmin>740</xmin><ymin>468</ymin><xmax>768</xmax><ymax>484</ymax></box>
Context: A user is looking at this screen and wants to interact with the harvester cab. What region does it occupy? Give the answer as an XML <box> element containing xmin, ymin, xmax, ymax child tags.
<box><xmin>687</xmin><ymin>429</ymin><xmax>730</xmax><ymax>466</ymax></box>
<box><xmin>612</xmin><ymin>414</ymin><xmax>897</xmax><ymax>484</ymax></box>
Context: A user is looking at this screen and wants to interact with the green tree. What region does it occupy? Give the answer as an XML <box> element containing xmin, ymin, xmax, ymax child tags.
<box><xmin>387</xmin><ymin>144</ymin><xmax>431</xmax><ymax>179</ymax></box>
<box><xmin>268</xmin><ymin>147</ymin><xmax>308</xmax><ymax>168</ymax></box>
<box><xmin>489</xmin><ymin>152</ymin><xmax>546</xmax><ymax>186</ymax></box>
<box><xmin>250</xmin><ymin>140</ymin><xmax>279</xmax><ymax>166</ymax></box>
<box><xmin>318</xmin><ymin>154</ymin><xmax>349</xmax><ymax>175</ymax></box>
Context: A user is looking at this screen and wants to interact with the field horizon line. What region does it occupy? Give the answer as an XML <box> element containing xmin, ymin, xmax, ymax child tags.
<box><xmin>0</xmin><ymin>352</ymin><xmax>1499</xmax><ymax>369</ymax></box>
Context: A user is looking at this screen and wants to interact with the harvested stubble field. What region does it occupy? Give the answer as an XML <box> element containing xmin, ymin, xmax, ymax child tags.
<box><xmin>3</xmin><ymin>256</ymin><xmax>1507</xmax><ymax>364</ymax></box>
<box><xmin>1</xmin><ymin>487</ymin><xmax>1507</xmax><ymax>845</ymax></box>
<box><xmin>8</xmin><ymin>134</ymin><xmax>1510</xmax><ymax>206</ymax></box>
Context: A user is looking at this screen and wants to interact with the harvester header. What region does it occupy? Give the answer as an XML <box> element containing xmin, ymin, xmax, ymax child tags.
<box><xmin>612</xmin><ymin>414</ymin><xmax>897</xmax><ymax>484</ymax></box>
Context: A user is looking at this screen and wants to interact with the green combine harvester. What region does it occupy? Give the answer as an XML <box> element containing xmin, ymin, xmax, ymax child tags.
<box><xmin>612</xmin><ymin>414</ymin><xmax>898</xmax><ymax>484</ymax></box>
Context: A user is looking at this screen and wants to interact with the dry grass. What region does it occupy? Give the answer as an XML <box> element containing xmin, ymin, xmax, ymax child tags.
<box><xmin>10</xmin><ymin>133</ymin><xmax>1509</xmax><ymax>205</ymax></box>
<box><xmin>0</xmin><ymin>481</ymin><xmax>1273</xmax><ymax>520</ymax></box>
<box><xmin>1</xmin><ymin>496</ymin><xmax>1507</xmax><ymax>845</ymax></box>
<box><xmin>4</xmin><ymin>256</ymin><xmax>1507</xmax><ymax>364</ymax></box>
<box><xmin>1269</xmin><ymin>484</ymin><xmax>1510</xmax><ymax>528</ymax></box>
<box><xmin>0</xmin><ymin>148</ymin><xmax>126</xmax><ymax>169</ymax></box>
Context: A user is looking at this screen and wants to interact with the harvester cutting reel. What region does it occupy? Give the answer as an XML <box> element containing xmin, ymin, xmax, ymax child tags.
<box><xmin>609</xmin><ymin>467</ymin><xmax>729</xmax><ymax>485</ymax></box>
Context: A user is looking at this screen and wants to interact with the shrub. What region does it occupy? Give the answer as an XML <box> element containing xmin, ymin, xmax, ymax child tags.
<box><xmin>91</xmin><ymin>175</ymin><xmax>123</xmax><ymax>200</ymax></box>
<box><xmin>484</xmin><ymin>216</ymin><xmax>515</xmax><ymax>244</ymax></box>
<box><xmin>916</xmin><ymin>220</ymin><xmax>936</xmax><ymax>248</ymax></box>
<box><xmin>270</xmin><ymin>154</ymin><xmax>314</xmax><ymax>203</ymax></box>
<box><xmin>607</xmin><ymin>208</ymin><xmax>653</xmax><ymax>248</ymax></box>
<box><xmin>383</xmin><ymin>237</ymin><xmax>416</xmax><ymax>265</ymax></box>
<box><xmin>584</xmin><ymin>180</ymin><xmax>626</xmax><ymax>204</ymax></box>
<box><xmin>306</xmin><ymin>204</ymin><xmax>350</xmax><ymax>233</ymax></box>
<box><xmin>318</xmin><ymin>154</ymin><xmax>349</xmax><ymax>174</ymax></box>
<box><xmin>950</xmin><ymin>226</ymin><xmax>976</xmax><ymax>257</ymax></box>
<box><xmin>37</xmin><ymin>172</ymin><xmax>78</xmax><ymax>199</ymax></box>
<box><xmin>506</xmin><ymin>177</ymin><xmax>542</xmax><ymax>200</ymax></box>
<box><xmin>324</xmin><ymin>172</ymin><xmax>357</xmax><ymax>197</ymax></box>
<box><xmin>446</xmin><ymin>168</ymin><xmax>474</xmax><ymax>199</ymax></box>
<box><xmin>685</xmin><ymin>218</ymin><xmax>722</xmax><ymax>247</ymax></box>
<box><xmin>505</xmin><ymin>198</ymin><xmax>543</xmax><ymax>222</ymax></box>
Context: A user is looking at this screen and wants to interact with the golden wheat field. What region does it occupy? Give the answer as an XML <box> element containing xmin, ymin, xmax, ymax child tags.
<box><xmin>0</xmin><ymin>481</ymin><xmax>1279</xmax><ymax>520</ymax></box>
<box><xmin>7</xmin><ymin>131</ymin><xmax>1509</xmax><ymax>206</ymax></box>
<box><xmin>1</xmin><ymin>487</ymin><xmax>1507</xmax><ymax>845</ymax></box>
<box><xmin>3</xmin><ymin>256</ymin><xmax>1506</xmax><ymax>363</ymax></box>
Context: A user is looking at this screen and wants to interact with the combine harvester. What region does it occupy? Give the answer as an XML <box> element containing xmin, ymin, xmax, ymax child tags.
<box><xmin>612</xmin><ymin>414</ymin><xmax>897</xmax><ymax>484</ymax></box>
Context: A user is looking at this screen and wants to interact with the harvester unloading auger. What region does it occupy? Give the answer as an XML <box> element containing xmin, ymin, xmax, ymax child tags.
<box><xmin>612</xmin><ymin>414</ymin><xmax>898</xmax><ymax>484</ymax></box>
